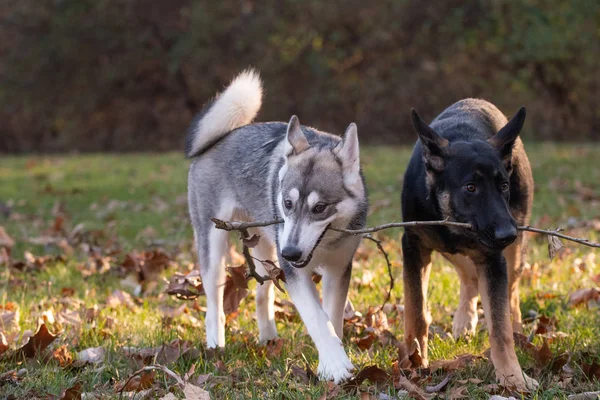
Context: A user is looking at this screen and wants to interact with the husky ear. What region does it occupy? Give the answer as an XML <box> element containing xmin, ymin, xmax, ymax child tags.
<box><xmin>488</xmin><ymin>106</ymin><xmax>525</xmax><ymax>167</ymax></box>
<box><xmin>334</xmin><ymin>122</ymin><xmax>361</xmax><ymax>188</ymax></box>
<box><xmin>411</xmin><ymin>109</ymin><xmax>448</xmax><ymax>171</ymax></box>
<box><xmin>285</xmin><ymin>115</ymin><xmax>309</xmax><ymax>156</ymax></box>
<box><xmin>335</xmin><ymin>123</ymin><xmax>360</xmax><ymax>172</ymax></box>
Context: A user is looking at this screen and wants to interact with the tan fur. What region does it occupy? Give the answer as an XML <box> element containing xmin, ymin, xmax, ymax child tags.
<box><xmin>403</xmin><ymin>259</ymin><xmax>433</xmax><ymax>366</ymax></box>
<box><xmin>503</xmin><ymin>238</ymin><xmax>525</xmax><ymax>333</ymax></box>
<box><xmin>442</xmin><ymin>253</ymin><xmax>479</xmax><ymax>338</ymax></box>
<box><xmin>478</xmin><ymin>267</ymin><xmax>538</xmax><ymax>390</ymax></box>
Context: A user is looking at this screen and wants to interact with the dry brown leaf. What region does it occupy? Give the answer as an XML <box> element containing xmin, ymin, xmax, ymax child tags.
<box><xmin>568</xmin><ymin>288</ymin><xmax>600</xmax><ymax>307</ymax></box>
<box><xmin>166</xmin><ymin>270</ymin><xmax>205</xmax><ymax>300</ymax></box>
<box><xmin>568</xmin><ymin>392</ymin><xmax>600</xmax><ymax>400</ymax></box>
<box><xmin>0</xmin><ymin>332</ymin><xmax>9</xmax><ymax>356</ymax></box>
<box><xmin>259</xmin><ymin>259</ymin><xmax>286</xmax><ymax>292</ymax></box>
<box><xmin>345</xmin><ymin>365</ymin><xmax>390</xmax><ymax>388</ymax></box>
<box><xmin>77</xmin><ymin>346</ymin><xmax>105</xmax><ymax>364</ymax></box>
<box><xmin>446</xmin><ymin>385</ymin><xmax>469</xmax><ymax>399</ymax></box>
<box><xmin>226</xmin><ymin>265</ymin><xmax>248</xmax><ymax>290</ymax></box>
<box><xmin>395</xmin><ymin>376</ymin><xmax>435</xmax><ymax>400</ymax></box>
<box><xmin>548</xmin><ymin>234</ymin><xmax>569</xmax><ymax>260</ymax></box>
<box><xmin>0</xmin><ymin>302</ymin><xmax>20</xmax><ymax>332</ymax></box>
<box><xmin>354</xmin><ymin>331</ymin><xmax>377</xmax><ymax>351</ymax></box>
<box><xmin>13</xmin><ymin>322</ymin><xmax>59</xmax><ymax>359</ymax></box>
<box><xmin>52</xmin><ymin>345</ymin><xmax>73</xmax><ymax>367</ymax></box>
<box><xmin>397</xmin><ymin>338</ymin><xmax>424</xmax><ymax>369</ymax></box>
<box><xmin>106</xmin><ymin>289</ymin><xmax>137</xmax><ymax>310</ymax></box>
<box><xmin>0</xmin><ymin>226</ymin><xmax>15</xmax><ymax>248</ymax></box>
<box><xmin>428</xmin><ymin>354</ymin><xmax>481</xmax><ymax>373</ymax></box>
<box><xmin>57</xmin><ymin>381</ymin><xmax>83</xmax><ymax>400</ymax></box>
<box><xmin>582</xmin><ymin>360</ymin><xmax>600</xmax><ymax>381</ymax></box>
<box><xmin>223</xmin><ymin>275</ymin><xmax>248</xmax><ymax>315</ymax></box>
<box><xmin>119</xmin><ymin>370</ymin><xmax>156</xmax><ymax>392</ymax></box>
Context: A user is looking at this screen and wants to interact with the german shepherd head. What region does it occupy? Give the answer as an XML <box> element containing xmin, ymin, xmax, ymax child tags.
<box><xmin>409</xmin><ymin>105</ymin><xmax>527</xmax><ymax>250</ymax></box>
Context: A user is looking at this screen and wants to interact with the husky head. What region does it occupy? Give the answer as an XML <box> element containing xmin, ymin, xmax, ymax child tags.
<box><xmin>411</xmin><ymin>107</ymin><xmax>526</xmax><ymax>250</ymax></box>
<box><xmin>277</xmin><ymin>115</ymin><xmax>364</xmax><ymax>268</ymax></box>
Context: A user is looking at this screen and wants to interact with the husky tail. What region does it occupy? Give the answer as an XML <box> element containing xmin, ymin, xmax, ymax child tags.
<box><xmin>185</xmin><ymin>69</ymin><xmax>263</xmax><ymax>157</ymax></box>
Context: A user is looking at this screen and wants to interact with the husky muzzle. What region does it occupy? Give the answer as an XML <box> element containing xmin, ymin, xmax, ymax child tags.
<box><xmin>281</xmin><ymin>226</ymin><xmax>329</xmax><ymax>268</ymax></box>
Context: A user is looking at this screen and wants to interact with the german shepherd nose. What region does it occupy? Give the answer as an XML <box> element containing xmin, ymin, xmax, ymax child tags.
<box><xmin>281</xmin><ymin>246</ymin><xmax>302</xmax><ymax>262</ymax></box>
<box><xmin>494</xmin><ymin>225</ymin><xmax>517</xmax><ymax>246</ymax></box>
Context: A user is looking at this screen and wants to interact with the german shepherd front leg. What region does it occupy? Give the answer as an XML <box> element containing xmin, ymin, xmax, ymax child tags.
<box><xmin>402</xmin><ymin>233</ymin><xmax>433</xmax><ymax>366</ymax></box>
<box><xmin>478</xmin><ymin>253</ymin><xmax>538</xmax><ymax>391</ymax></box>
<box><xmin>503</xmin><ymin>237</ymin><xmax>525</xmax><ymax>333</ymax></box>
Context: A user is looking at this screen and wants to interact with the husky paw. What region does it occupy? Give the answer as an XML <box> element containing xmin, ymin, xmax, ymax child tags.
<box><xmin>452</xmin><ymin>307</ymin><xmax>478</xmax><ymax>339</ymax></box>
<box><xmin>258</xmin><ymin>326</ymin><xmax>278</xmax><ymax>343</ymax></box>
<box><xmin>317</xmin><ymin>342</ymin><xmax>354</xmax><ymax>384</ymax></box>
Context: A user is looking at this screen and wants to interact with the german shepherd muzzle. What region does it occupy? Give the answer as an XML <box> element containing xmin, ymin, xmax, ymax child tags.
<box><xmin>401</xmin><ymin>99</ymin><xmax>537</xmax><ymax>391</ymax></box>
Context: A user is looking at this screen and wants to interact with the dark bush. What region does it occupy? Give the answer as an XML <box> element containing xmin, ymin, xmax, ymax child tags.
<box><xmin>0</xmin><ymin>0</ymin><xmax>598</xmax><ymax>152</ymax></box>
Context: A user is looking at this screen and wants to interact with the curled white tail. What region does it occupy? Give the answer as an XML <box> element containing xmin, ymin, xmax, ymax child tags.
<box><xmin>186</xmin><ymin>69</ymin><xmax>263</xmax><ymax>157</ymax></box>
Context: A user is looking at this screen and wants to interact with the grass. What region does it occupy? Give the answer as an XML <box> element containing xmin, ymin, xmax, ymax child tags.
<box><xmin>0</xmin><ymin>143</ymin><xmax>599</xmax><ymax>399</ymax></box>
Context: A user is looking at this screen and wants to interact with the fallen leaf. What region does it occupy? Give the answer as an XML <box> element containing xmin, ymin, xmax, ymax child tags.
<box><xmin>13</xmin><ymin>322</ymin><xmax>59</xmax><ymax>359</ymax></box>
<box><xmin>226</xmin><ymin>265</ymin><xmax>248</xmax><ymax>290</ymax></box>
<box><xmin>397</xmin><ymin>339</ymin><xmax>424</xmax><ymax>369</ymax></box>
<box><xmin>395</xmin><ymin>376</ymin><xmax>435</xmax><ymax>400</ymax></box>
<box><xmin>182</xmin><ymin>383</ymin><xmax>210</xmax><ymax>399</ymax></box>
<box><xmin>52</xmin><ymin>345</ymin><xmax>73</xmax><ymax>367</ymax></box>
<box><xmin>582</xmin><ymin>361</ymin><xmax>600</xmax><ymax>381</ymax></box>
<box><xmin>0</xmin><ymin>332</ymin><xmax>8</xmax><ymax>355</ymax></box>
<box><xmin>428</xmin><ymin>354</ymin><xmax>481</xmax><ymax>373</ymax></box>
<box><xmin>0</xmin><ymin>302</ymin><xmax>20</xmax><ymax>332</ymax></box>
<box><xmin>446</xmin><ymin>385</ymin><xmax>469</xmax><ymax>399</ymax></box>
<box><xmin>119</xmin><ymin>370</ymin><xmax>156</xmax><ymax>392</ymax></box>
<box><xmin>346</xmin><ymin>365</ymin><xmax>390</xmax><ymax>387</ymax></box>
<box><xmin>259</xmin><ymin>259</ymin><xmax>286</xmax><ymax>292</ymax></box>
<box><xmin>548</xmin><ymin>234</ymin><xmax>569</xmax><ymax>260</ymax></box>
<box><xmin>106</xmin><ymin>290</ymin><xmax>137</xmax><ymax>310</ymax></box>
<box><xmin>425</xmin><ymin>374</ymin><xmax>452</xmax><ymax>393</ymax></box>
<box><xmin>223</xmin><ymin>275</ymin><xmax>248</xmax><ymax>315</ymax></box>
<box><xmin>57</xmin><ymin>381</ymin><xmax>83</xmax><ymax>400</ymax></box>
<box><xmin>0</xmin><ymin>226</ymin><xmax>15</xmax><ymax>248</ymax></box>
<box><xmin>242</xmin><ymin>234</ymin><xmax>261</xmax><ymax>248</ymax></box>
<box><xmin>77</xmin><ymin>346</ymin><xmax>105</xmax><ymax>364</ymax></box>
<box><xmin>166</xmin><ymin>270</ymin><xmax>205</xmax><ymax>300</ymax></box>
<box><xmin>568</xmin><ymin>392</ymin><xmax>600</xmax><ymax>400</ymax></box>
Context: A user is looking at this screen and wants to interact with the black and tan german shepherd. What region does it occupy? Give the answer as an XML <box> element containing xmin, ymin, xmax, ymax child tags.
<box><xmin>401</xmin><ymin>99</ymin><xmax>537</xmax><ymax>391</ymax></box>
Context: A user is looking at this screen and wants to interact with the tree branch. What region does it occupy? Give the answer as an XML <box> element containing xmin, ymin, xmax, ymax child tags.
<box><xmin>518</xmin><ymin>225</ymin><xmax>600</xmax><ymax>248</ymax></box>
<box><xmin>363</xmin><ymin>234</ymin><xmax>394</xmax><ymax>310</ymax></box>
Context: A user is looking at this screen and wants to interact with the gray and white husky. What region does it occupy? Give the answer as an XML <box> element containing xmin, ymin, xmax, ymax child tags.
<box><xmin>185</xmin><ymin>70</ymin><xmax>368</xmax><ymax>383</ymax></box>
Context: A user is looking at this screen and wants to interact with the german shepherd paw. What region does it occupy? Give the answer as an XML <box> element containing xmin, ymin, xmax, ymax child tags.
<box><xmin>498</xmin><ymin>371</ymin><xmax>539</xmax><ymax>392</ymax></box>
<box><xmin>317</xmin><ymin>343</ymin><xmax>354</xmax><ymax>384</ymax></box>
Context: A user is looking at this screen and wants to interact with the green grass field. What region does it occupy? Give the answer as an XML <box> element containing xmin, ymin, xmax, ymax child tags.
<box><xmin>1</xmin><ymin>144</ymin><xmax>599</xmax><ymax>399</ymax></box>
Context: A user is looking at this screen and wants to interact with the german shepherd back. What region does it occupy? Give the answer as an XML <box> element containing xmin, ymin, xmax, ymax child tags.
<box><xmin>401</xmin><ymin>99</ymin><xmax>537</xmax><ymax>391</ymax></box>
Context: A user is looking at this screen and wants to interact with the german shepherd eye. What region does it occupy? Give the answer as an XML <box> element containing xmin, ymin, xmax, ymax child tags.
<box><xmin>284</xmin><ymin>199</ymin><xmax>293</xmax><ymax>210</ymax></box>
<box><xmin>501</xmin><ymin>182</ymin><xmax>510</xmax><ymax>192</ymax></box>
<box><xmin>313</xmin><ymin>203</ymin><xmax>327</xmax><ymax>214</ymax></box>
<box><xmin>465</xmin><ymin>183</ymin><xmax>477</xmax><ymax>193</ymax></box>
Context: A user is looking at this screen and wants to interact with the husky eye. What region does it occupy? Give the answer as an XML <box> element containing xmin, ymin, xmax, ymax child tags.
<box><xmin>284</xmin><ymin>199</ymin><xmax>293</xmax><ymax>210</ymax></box>
<box><xmin>465</xmin><ymin>183</ymin><xmax>477</xmax><ymax>193</ymax></box>
<box><xmin>501</xmin><ymin>182</ymin><xmax>510</xmax><ymax>192</ymax></box>
<box><xmin>313</xmin><ymin>203</ymin><xmax>327</xmax><ymax>214</ymax></box>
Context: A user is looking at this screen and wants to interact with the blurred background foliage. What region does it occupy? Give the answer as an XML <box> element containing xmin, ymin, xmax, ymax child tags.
<box><xmin>1</xmin><ymin>0</ymin><xmax>598</xmax><ymax>152</ymax></box>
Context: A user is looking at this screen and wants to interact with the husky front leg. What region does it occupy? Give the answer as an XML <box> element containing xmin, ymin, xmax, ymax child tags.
<box><xmin>195</xmin><ymin>226</ymin><xmax>228</xmax><ymax>348</ymax></box>
<box><xmin>284</xmin><ymin>265</ymin><xmax>354</xmax><ymax>383</ymax></box>
<box><xmin>321</xmin><ymin>262</ymin><xmax>352</xmax><ymax>339</ymax></box>
<box><xmin>478</xmin><ymin>253</ymin><xmax>538</xmax><ymax>391</ymax></box>
<box><xmin>250</xmin><ymin>231</ymin><xmax>278</xmax><ymax>342</ymax></box>
<box><xmin>402</xmin><ymin>232</ymin><xmax>432</xmax><ymax>366</ymax></box>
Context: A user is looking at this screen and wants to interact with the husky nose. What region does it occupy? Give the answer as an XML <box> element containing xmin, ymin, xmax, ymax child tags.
<box><xmin>281</xmin><ymin>246</ymin><xmax>302</xmax><ymax>262</ymax></box>
<box><xmin>494</xmin><ymin>225</ymin><xmax>517</xmax><ymax>246</ymax></box>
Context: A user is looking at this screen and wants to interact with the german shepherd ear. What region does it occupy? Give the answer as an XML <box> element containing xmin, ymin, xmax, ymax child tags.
<box><xmin>285</xmin><ymin>115</ymin><xmax>310</xmax><ymax>156</ymax></box>
<box><xmin>488</xmin><ymin>107</ymin><xmax>526</xmax><ymax>167</ymax></box>
<box><xmin>411</xmin><ymin>109</ymin><xmax>448</xmax><ymax>171</ymax></box>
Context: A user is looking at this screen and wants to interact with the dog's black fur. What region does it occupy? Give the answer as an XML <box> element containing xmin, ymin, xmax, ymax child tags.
<box><xmin>401</xmin><ymin>98</ymin><xmax>536</xmax><ymax>390</ymax></box>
